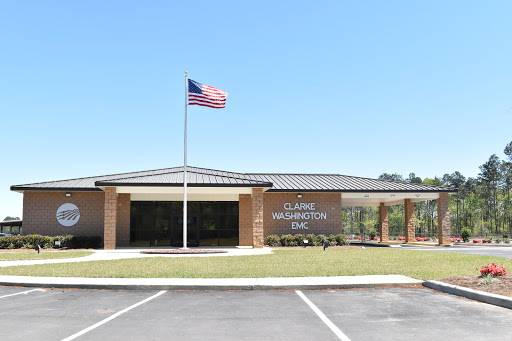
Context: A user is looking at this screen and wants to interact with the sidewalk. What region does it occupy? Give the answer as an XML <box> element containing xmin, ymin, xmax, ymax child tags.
<box><xmin>0</xmin><ymin>246</ymin><xmax>273</xmax><ymax>268</ymax></box>
<box><xmin>0</xmin><ymin>247</ymin><xmax>423</xmax><ymax>290</ymax></box>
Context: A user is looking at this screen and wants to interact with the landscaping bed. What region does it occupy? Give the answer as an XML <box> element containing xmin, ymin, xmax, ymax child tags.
<box><xmin>140</xmin><ymin>249</ymin><xmax>227</xmax><ymax>254</ymax></box>
<box><xmin>438</xmin><ymin>274</ymin><xmax>512</xmax><ymax>298</ymax></box>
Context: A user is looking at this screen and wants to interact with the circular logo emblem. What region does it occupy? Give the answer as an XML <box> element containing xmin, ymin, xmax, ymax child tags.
<box><xmin>56</xmin><ymin>203</ymin><xmax>80</xmax><ymax>227</ymax></box>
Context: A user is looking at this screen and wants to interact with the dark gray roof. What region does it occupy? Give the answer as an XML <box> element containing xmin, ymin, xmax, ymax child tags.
<box><xmin>95</xmin><ymin>167</ymin><xmax>271</xmax><ymax>187</ymax></box>
<box><xmin>0</xmin><ymin>220</ymin><xmax>22</xmax><ymax>227</ymax></box>
<box><xmin>246</xmin><ymin>174</ymin><xmax>455</xmax><ymax>192</ymax></box>
<box><xmin>11</xmin><ymin>166</ymin><xmax>457</xmax><ymax>193</ymax></box>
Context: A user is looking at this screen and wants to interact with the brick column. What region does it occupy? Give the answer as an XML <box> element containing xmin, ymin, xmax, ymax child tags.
<box><xmin>116</xmin><ymin>193</ymin><xmax>131</xmax><ymax>247</ymax></box>
<box><xmin>438</xmin><ymin>193</ymin><xmax>451</xmax><ymax>245</ymax></box>
<box><xmin>239</xmin><ymin>194</ymin><xmax>252</xmax><ymax>246</ymax></box>
<box><xmin>251</xmin><ymin>188</ymin><xmax>264</xmax><ymax>248</ymax></box>
<box><xmin>404</xmin><ymin>199</ymin><xmax>415</xmax><ymax>242</ymax></box>
<box><xmin>379</xmin><ymin>203</ymin><xmax>389</xmax><ymax>242</ymax></box>
<box><xmin>104</xmin><ymin>187</ymin><xmax>117</xmax><ymax>250</ymax></box>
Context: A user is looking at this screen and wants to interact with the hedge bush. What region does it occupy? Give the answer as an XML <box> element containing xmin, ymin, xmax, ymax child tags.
<box><xmin>266</xmin><ymin>233</ymin><xmax>350</xmax><ymax>247</ymax></box>
<box><xmin>0</xmin><ymin>235</ymin><xmax>102</xmax><ymax>249</ymax></box>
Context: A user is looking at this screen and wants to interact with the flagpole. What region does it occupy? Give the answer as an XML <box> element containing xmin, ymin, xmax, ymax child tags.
<box><xmin>183</xmin><ymin>71</ymin><xmax>188</xmax><ymax>249</ymax></box>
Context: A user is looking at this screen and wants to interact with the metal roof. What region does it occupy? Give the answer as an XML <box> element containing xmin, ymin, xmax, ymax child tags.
<box><xmin>11</xmin><ymin>166</ymin><xmax>457</xmax><ymax>193</ymax></box>
<box><xmin>246</xmin><ymin>174</ymin><xmax>455</xmax><ymax>192</ymax></box>
<box><xmin>0</xmin><ymin>220</ymin><xmax>22</xmax><ymax>227</ymax></box>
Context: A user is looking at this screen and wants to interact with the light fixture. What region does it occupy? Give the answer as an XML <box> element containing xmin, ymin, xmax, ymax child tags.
<box><xmin>65</xmin><ymin>193</ymin><xmax>71</xmax><ymax>197</ymax></box>
<box><xmin>297</xmin><ymin>194</ymin><xmax>303</xmax><ymax>198</ymax></box>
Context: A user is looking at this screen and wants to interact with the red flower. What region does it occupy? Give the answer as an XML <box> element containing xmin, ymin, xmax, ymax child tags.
<box><xmin>479</xmin><ymin>263</ymin><xmax>507</xmax><ymax>277</ymax></box>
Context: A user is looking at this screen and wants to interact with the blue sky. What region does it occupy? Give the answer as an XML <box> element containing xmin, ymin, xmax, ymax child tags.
<box><xmin>1</xmin><ymin>1</ymin><xmax>511</xmax><ymax>219</ymax></box>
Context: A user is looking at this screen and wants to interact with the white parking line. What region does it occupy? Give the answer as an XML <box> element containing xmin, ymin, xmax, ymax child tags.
<box><xmin>61</xmin><ymin>290</ymin><xmax>166</xmax><ymax>341</ymax></box>
<box><xmin>296</xmin><ymin>290</ymin><xmax>351</xmax><ymax>341</ymax></box>
<box><xmin>0</xmin><ymin>288</ymin><xmax>45</xmax><ymax>299</ymax></box>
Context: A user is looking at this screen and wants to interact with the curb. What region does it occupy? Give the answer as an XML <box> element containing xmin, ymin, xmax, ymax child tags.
<box><xmin>423</xmin><ymin>280</ymin><xmax>512</xmax><ymax>310</ymax></box>
<box><xmin>452</xmin><ymin>243</ymin><xmax>512</xmax><ymax>248</ymax></box>
<box><xmin>0</xmin><ymin>275</ymin><xmax>423</xmax><ymax>291</ymax></box>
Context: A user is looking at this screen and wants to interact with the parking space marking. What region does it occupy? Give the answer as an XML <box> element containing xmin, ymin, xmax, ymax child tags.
<box><xmin>296</xmin><ymin>290</ymin><xmax>351</xmax><ymax>341</ymax></box>
<box><xmin>61</xmin><ymin>290</ymin><xmax>166</xmax><ymax>341</ymax></box>
<box><xmin>0</xmin><ymin>288</ymin><xmax>45</xmax><ymax>299</ymax></box>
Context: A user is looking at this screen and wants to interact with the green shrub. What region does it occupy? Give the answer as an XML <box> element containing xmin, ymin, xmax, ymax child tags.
<box><xmin>314</xmin><ymin>234</ymin><xmax>328</xmax><ymax>246</ymax></box>
<box><xmin>281</xmin><ymin>234</ymin><xmax>297</xmax><ymax>246</ymax></box>
<box><xmin>266</xmin><ymin>234</ymin><xmax>281</xmax><ymax>246</ymax></box>
<box><xmin>327</xmin><ymin>234</ymin><xmax>337</xmax><ymax>246</ymax></box>
<box><xmin>0</xmin><ymin>234</ymin><xmax>102</xmax><ymax>249</ymax></box>
<box><xmin>504</xmin><ymin>238</ymin><xmax>510</xmax><ymax>244</ymax></box>
<box><xmin>461</xmin><ymin>228</ymin><xmax>471</xmax><ymax>242</ymax></box>
<box><xmin>305</xmin><ymin>234</ymin><xmax>315</xmax><ymax>246</ymax></box>
<box><xmin>294</xmin><ymin>234</ymin><xmax>306</xmax><ymax>246</ymax></box>
<box><xmin>335</xmin><ymin>234</ymin><xmax>350</xmax><ymax>246</ymax></box>
<box><xmin>369</xmin><ymin>228</ymin><xmax>376</xmax><ymax>240</ymax></box>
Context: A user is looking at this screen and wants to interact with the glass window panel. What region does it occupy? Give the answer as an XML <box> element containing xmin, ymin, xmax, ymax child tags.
<box><xmin>201</xmin><ymin>216</ymin><xmax>217</xmax><ymax>230</ymax></box>
<box><xmin>200</xmin><ymin>230</ymin><xmax>218</xmax><ymax>246</ymax></box>
<box><xmin>218</xmin><ymin>215</ymin><xmax>239</xmax><ymax>230</ymax></box>
<box><xmin>218</xmin><ymin>230</ymin><xmax>238</xmax><ymax>246</ymax></box>
<box><xmin>201</xmin><ymin>202</ymin><xmax>216</xmax><ymax>215</ymax></box>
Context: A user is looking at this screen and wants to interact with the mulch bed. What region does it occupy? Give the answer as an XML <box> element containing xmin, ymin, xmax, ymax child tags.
<box><xmin>438</xmin><ymin>274</ymin><xmax>512</xmax><ymax>298</ymax></box>
<box><xmin>140</xmin><ymin>249</ymin><xmax>228</xmax><ymax>255</ymax></box>
<box><xmin>271</xmin><ymin>246</ymin><xmax>361</xmax><ymax>249</ymax></box>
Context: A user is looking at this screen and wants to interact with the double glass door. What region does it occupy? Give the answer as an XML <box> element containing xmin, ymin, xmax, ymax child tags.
<box><xmin>130</xmin><ymin>201</ymin><xmax>238</xmax><ymax>247</ymax></box>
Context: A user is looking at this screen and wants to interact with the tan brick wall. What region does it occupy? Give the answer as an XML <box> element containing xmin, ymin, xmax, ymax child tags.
<box><xmin>104</xmin><ymin>187</ymin><xmax>117</xmax><ymax>250</ymax></box>
<box><xmin>252</xmin><ymin>188</ymin><xmax>264</xmax><ymax>248</ymax></box>
<box><xmin>239</xmin><ymin>194</ymin><xmax>252</xmax><ymax>246</ymax></box>
<box><xmin>263</xmin><ymin>193</ymin><xmax>342</xmax><ymax>239</ymax></box>
<box><xmin>438</xmin><ymin>193</ymin><xmax>451</xmax><ymax>244</ymax></box>
<box><xmin>404</xmin><ymin>199</ymin><xmax>415</xmax><ymax>242</ymax></box>
<box><xmin>116</xmin><ymin>193</ymin><xmax>131</xmax><ymax>247</ymax></box>
<box><xmin>379</xmin><ymin>203</ymin><xmax>389</xmax><ymax>242</ymax></box>
<box><xmin>22</xmin><ymin>191</ymin><xmax>105</xmax><ymax>237</ymax></box>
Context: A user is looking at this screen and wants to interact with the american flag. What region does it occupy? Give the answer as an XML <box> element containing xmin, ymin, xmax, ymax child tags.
<box><xmin>188</xmin><ymin>79</ymin><xmax>228</xmax><ymax>109</ymax></box>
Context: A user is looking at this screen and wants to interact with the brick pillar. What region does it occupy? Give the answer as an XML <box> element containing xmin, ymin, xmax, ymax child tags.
<box><xmin>379</xmin><ymin>203</ymin><xmax>389</xmax><ymax>242</ymax></box>
<box><xmin>239</xmin><ymin>194</ymin><xmax>252</xmax><ymax>246</ymax></box>
<box><xmin>116</xmin><ymin>193</ymin><xmax>131</xmax><ymax>247</ymax></box>
<box><xmin>251</xmin><ymin>188</ymin><xmax>264</xmax><ymax>248</ymax></box>
<box><xmin>404</xmin><ymin>199</ymin><xmax>415</xmax><ymax>242</ymax></box>
<box><xmin>104</xmin><ymin>187</ymin><xmax>117</xmax><ymax>250</ymax></box>
<box><xmin>438</xmin><ymin>193</ymin><xmax>451</xmax><ymax>245</ymax></box>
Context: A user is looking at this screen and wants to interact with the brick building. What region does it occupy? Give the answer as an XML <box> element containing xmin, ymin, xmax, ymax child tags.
<box><xmin>11</xmin><ymin>166</ymin><xmax>457</xmax><ymax>249</ymax></box>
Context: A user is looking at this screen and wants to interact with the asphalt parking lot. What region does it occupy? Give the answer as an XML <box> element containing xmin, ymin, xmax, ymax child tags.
<box><xmin>1</xmin><ymin>286</ymin><xmax>512</xmax><ymax>341</ymax></box>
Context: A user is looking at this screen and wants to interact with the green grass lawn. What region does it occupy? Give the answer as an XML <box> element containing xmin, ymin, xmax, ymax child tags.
<box><xmin>0</xmin><ymin>249</ymin><xmax>510</xmax><ymax>280</ymax></box>
<box><xmin>0</xmin><ymin>250</ymin><xmax>94</xmax><ymax>261</ymax></box>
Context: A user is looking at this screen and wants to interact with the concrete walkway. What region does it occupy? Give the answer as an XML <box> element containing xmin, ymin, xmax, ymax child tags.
<box><xmin>0</xmin><ymin>247</ymin><xmax>423</xmax><ymax>290</ymax></box>
<box><xmin>0</xmin><ymin>246</ymin><xmax>274</xmax><ymax>268</ymax></box>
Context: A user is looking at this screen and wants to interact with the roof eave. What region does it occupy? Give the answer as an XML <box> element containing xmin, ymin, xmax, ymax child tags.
<box><xmin>266</xmin><ymin>189</ymin><xmax>458</xmax><ymax>193</ymax></box>
<box><xmin>94</xmin><ymin>182</ymin><xmax>272</xmax><ymax>188</ymax></box>
<box><xmin>10</xmin><ymin>186</ymin><xmax>103</xmax><ymax>192</ymax></box>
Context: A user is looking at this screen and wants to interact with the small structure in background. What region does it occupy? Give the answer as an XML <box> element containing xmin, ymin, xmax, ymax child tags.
<box><xmin>0</xmin><ymin>220</ymin><xmax>22</xmax><ymax>235</ymax></box>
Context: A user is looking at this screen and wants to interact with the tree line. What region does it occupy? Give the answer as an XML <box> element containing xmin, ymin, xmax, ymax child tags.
<box><xmin>343</xmin><ymin>141</ymin><xmax>512</xmax><ymax>238</ymax></box>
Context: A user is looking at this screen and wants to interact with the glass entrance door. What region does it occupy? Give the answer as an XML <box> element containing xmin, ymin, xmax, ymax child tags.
<box><xmin>171</xmin><ymin>215</ymin><xmax>199</xmax><ymax>247</ymax></box>
<box><xmin>130</xmin><ymin>201</ymin><xmax>239</xmax><ymax>246</ymax></box>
